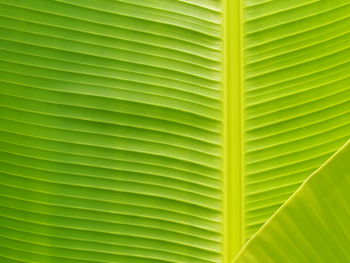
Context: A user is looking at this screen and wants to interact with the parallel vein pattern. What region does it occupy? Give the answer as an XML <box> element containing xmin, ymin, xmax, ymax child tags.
<box><xmin>243</xmin><ymin>0</ymin><xmax>350</xmax><ymax>240</ymax></box>
<box><xmin>235</xmin><ymin>140</ymin><xmax>350</xmax><ymax>263</ymax></box>
<box><xmin>0</xmin><ymin>0</ymin><xmax>224</xmax><ymax>262</ymax></box>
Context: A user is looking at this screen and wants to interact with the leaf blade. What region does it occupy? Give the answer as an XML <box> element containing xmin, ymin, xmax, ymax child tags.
<box><xmin>234</xmin><ymin>139</ymin><xmax>350</xmax><ymax>263</ymax></box>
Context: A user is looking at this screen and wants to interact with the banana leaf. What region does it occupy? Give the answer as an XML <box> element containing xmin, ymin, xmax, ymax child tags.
<box><xmin>0</xmin><ymin>0</ymin><xmax>349</xmax><ymax>262</ymax></box>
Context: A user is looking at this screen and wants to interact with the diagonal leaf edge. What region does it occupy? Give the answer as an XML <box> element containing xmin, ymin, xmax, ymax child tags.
<box><xmin>234</xmin><ymin>138</ymin><xmax>350</xmax><ymax>262</ymax></box>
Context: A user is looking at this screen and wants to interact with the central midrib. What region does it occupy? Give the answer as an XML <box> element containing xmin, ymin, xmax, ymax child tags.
<box><xmin>223</xmin><ymin>0</ymin><xmax>244</xmax><ymax>262</ymax></box>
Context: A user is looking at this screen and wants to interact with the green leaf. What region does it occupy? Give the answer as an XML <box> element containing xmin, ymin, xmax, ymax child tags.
<box><xmin>234</xmin><ymin>139</ymin><xmax>350</xmax><ymax>263</ymax></box>
<box><xmin>242</xmin><ymin>0</ymin><xmax>350</xmax><ymax>242</ymax></box>
<box><xmin>0</xmin><ymin>0</ymin><xmax>224</xmax><ymax>262</ymax></box>
<box><xmin>1</xmin><ymin>0</ymin><xmax>350</xmax><ymax>262</ymax></box>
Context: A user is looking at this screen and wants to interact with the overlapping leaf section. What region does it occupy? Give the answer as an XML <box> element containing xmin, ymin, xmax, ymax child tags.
<box><xmin>235</xmin><ymin>140</ymin><xmax>350</xmax><ymax>263</ymax></box>
<box><xmin>0</xmin><ymin>0</ymin><xmax>224</xmax><ymax>262</ymax></box>
<box><xmin>243</xmin><ymin>0</ymin><xmax>350</xmax><ymax>240</ymax></box>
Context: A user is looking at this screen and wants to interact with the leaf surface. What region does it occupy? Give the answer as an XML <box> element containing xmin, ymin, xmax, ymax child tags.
<box><xmin>234</xmin><ymin>139</ymin><xmax>350</xmax><ymax>263</ymax></box>
<box><xmin>0</xmin><ymin>0</ymin><xmax>224</xmax><ymax>262</ymax></box>
<box><xmin>243</xmin><ymin>0</ymin><xmax>350</xmax><ymax>240</ymax></box>
<box><xmin>1</xmin><ymin>0</ymin><xmax>350</xmax><ymax>262</ymax></box>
